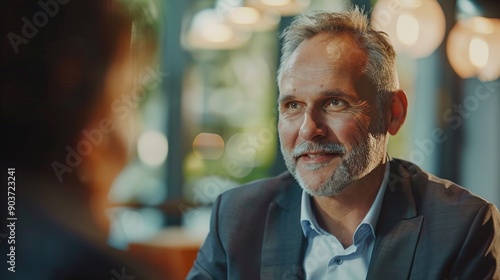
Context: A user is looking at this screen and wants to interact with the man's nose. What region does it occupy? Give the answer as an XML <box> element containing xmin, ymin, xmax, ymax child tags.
<box><xmin>299</xmin><ymin>110</ymin><xmax>327</xmax><ymax>141</ymax></box>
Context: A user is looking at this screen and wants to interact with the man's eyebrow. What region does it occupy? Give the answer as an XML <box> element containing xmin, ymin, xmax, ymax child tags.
<box><xmin>277</xmin><ymin>94</ymin><xmax>295</xmax><ymax>106</ymax></box>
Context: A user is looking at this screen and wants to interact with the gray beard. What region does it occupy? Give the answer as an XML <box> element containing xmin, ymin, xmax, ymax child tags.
<box><xmin>281</xmin><ymin>133</ymin><xmax>385</xmax><ymax>196</ymax></box>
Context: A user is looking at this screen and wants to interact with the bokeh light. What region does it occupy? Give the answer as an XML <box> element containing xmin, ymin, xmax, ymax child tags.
<box><xmin>193</xmin><ymin>133</ymin><xmax>225</xmax><ymax>160</ymax></box>
<box><xmin>447</xmin><ymin>17</ymin><xmax>500</xmax><ymax>81</ymax></box>
<box><xmin>371</xmin><ymin>0</ymin><xmax>446</xmax><ymax>58</ymax></box>
<box><xmin>138</xmin><ymin>130</ymin><xmax>169</xmax><ymax>166</ymax></box>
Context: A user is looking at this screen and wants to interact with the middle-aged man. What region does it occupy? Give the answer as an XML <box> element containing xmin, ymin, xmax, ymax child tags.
<box><xmin>187</xmin><ymin>7</ymin><xmax>500</xmax><ymax>280</ymax></box>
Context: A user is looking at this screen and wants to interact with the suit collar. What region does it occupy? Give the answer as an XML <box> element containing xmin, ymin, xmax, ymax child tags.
<box><xmin>273</xmin><ymin>172</ymin><xmax>302</xmax><ymax>211</ymax></box>
<box><xmin>367</xmin><ymin>158</ymin><xmax>423</xmax><ymax>279</ymax></box>
<box><xmin>261</xmin><ymin>176</ymin><xmax>306</xmax><ymax>279</ymax></box>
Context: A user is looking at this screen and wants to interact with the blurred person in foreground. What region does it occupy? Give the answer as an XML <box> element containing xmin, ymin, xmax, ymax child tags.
<box><xmin>187</xmin><ymin>7</ymin><xmax>500</xmax><ymax>280</ymax></box>
<box><xmin>1</xmin><ymin>0</ymin><xmax>160</xmax><ymax>279</ymax></box>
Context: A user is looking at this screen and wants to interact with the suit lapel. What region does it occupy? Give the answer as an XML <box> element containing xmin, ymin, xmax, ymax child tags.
<box><xmin>261</xmin><ymin>180</ymin><xmax>306</xmax><ymax>280</ymax></box>
<box><xmin>367</xmin><ymin>159</ymin><xmax>424</xmax><ymax>280</ymax></box>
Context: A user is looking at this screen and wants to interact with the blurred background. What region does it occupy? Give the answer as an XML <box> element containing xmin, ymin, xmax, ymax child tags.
<box><xmin>108</xmin><ymin>0</ymin><xmax>500</xmax><ymax>247</ymax></box>
<box><xmin>2</xmin><ymin>0</ymin><xmax>499</xmax><ymax>279</ymax></box>
<box><xmin>109</xmin><ymin>0</ymin><xmax>500</xmax><ymax>277</ymax></box>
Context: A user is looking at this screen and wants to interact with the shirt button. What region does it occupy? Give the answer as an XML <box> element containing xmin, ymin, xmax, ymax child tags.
<box><xmin>335</xmin><ymin>258</ymin><xmax>343</xmax><ymax>265</ymax></box>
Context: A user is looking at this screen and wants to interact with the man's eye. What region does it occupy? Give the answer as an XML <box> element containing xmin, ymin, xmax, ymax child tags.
<box><xmin>326</xmin><ymin>99</ymin><xmax>346</xmax><ymax>107</ymax></box>
<box><xmin>287</xmin><ymin>102</ymin><xmax>300</xmax><ymax>109</ymax></box>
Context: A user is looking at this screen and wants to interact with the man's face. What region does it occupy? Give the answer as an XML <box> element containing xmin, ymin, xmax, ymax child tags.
<box><xmin>278</xmin><ymin>33</ymin><xmax>388</xmax><ymax>196</ymax></box>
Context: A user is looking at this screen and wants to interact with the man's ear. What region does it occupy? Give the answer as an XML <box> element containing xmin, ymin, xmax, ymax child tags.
<box><xmin>386</xmin><ymin>89</ymin><xmax>408</xmax><ymax>135</ymax></box>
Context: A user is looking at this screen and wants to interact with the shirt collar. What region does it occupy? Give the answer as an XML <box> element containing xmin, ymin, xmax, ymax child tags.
<box><xmin>300</xmin><ymin>163</ymin><xmax>390</xmax><ymax>237</ymax></box>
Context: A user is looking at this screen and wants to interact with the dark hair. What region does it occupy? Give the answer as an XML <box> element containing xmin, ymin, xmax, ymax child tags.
<box><xmin>1</xmin><ymin>0</ymin><xmax>157</xmax><ymax>167</ymax></box>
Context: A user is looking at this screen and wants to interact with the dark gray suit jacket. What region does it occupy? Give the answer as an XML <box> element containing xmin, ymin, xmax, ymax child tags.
<box><xmin>187</xmin><ymin>158</ymin><xmax>500</xmax><ymax>279</ymax></box>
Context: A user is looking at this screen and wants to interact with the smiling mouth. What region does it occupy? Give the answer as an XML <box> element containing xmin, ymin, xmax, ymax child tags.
<box><xmin>291</xmin><ymin>142</ymin><xmax>345</xmax><ymax>164</ymax></box>
<box><xmin>296</xmin><ymin>152</ymin><xmax>341</xmax><ymax>161</ymax></box>
<box><xmin>302</xmin><ymin>153</ymin><xmax>332</xmax><ymax>158</ymax></box>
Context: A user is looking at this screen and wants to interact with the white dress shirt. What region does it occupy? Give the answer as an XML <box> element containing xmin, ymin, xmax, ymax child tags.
<box><xmin>300</xmin><ymin>163</ymin><xmax>390</xmax><ymax>279</ymax></box>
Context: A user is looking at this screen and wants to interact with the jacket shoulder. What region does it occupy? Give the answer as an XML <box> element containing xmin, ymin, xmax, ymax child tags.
<box><xmin>390</xmin><ymin>158</ymin><xmax>492</xmax><ymax>213</ymax></box>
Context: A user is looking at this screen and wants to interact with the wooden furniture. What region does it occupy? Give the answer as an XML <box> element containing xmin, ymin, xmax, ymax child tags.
<box><xmin>129</xmin><ymin>227</ymin><xmax>205</xmax><ymax>280</ymax></box>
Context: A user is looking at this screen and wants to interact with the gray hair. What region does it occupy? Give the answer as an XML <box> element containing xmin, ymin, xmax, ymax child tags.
<box><xmin>277</xmin><ymin>6</ymin><xmax>399</xmax><ymax>108</ymax></box>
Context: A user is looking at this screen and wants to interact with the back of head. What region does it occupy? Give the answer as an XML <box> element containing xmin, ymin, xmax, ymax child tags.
<box><xmin>0</xmin><ymin>2</ymin><xmax>160</xmax><ymax>279</ymax></box>
<box><xmin>0</xmin><ymin>0</ymin><xmax>159</xmax><ymax>241</ymax></box>
<box><xmin>1</xmin><ymin>0</ymin><xmax>157</xmax><ymax>171</ymax></box>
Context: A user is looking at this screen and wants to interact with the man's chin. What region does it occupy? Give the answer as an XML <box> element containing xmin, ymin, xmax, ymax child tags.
<box><xmin>296</xmin><ymin>174</ymin><xmax>351</xmax><ymax>197</ymax></box>
<box><xmin>302</xmin><ymin>186</ymin><xmax>327</xmax><ymax>197</ymax></box>
<box><xmin>303</xmin><ymin>186</ymin><xmax>344</xmax><ymax>197</ymax></box>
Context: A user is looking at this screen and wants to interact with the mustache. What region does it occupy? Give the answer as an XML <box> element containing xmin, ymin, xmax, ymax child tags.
<box><xmin>292</xmin><ymin>142</ymin><xmax>346</xmax><ymax>158</ymax></box>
